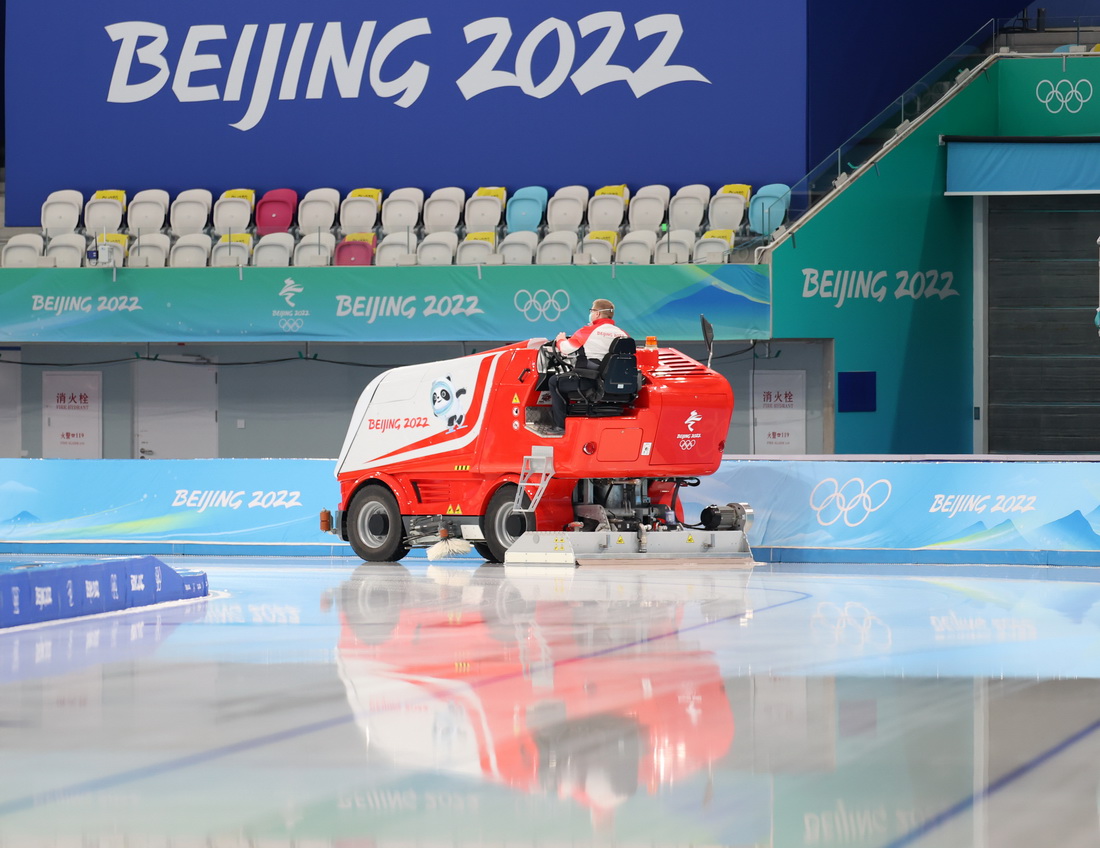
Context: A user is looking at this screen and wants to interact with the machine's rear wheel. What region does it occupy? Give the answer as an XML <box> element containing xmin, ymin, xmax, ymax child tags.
<box><xmin>482</xmin><ymin>484</ymin><xmax>529</xmax><ymax>563</ymax></box>
<box><xmin>347</xmin><ymin>486</ymin><xmax>410</xmax><ymax>562</ymax></box>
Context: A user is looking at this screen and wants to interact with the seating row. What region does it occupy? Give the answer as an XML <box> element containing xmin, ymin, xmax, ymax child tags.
<box><xmin>38</xmin><ymin>182</ymin><xmax>792</xmax><ymax>244</ymax></box>
<box><xmin>2</xmin><ymin>226</ymin><xmax>741</xmax><ymax>268</ymax></box>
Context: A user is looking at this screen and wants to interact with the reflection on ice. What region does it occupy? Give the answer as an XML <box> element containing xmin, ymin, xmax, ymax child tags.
<box><xmin>335</xmin><ymin>563</ymin><xmax>748</xmax><ymax>829</ymax></box>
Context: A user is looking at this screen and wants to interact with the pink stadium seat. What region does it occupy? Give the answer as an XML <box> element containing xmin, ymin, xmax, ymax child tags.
<box><xmin>255</xmin><ymin>188</ymin><xmax>298</xmax><ymax>236</ymax></box>
<box><xmin>334</xmin><ymin>237</ymin><xmax>375</xmax><ymax>266</ymax></box>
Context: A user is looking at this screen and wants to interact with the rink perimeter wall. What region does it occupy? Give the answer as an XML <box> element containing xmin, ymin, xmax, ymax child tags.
<box><xmin>2</xmin><ymin>458</ymin><xmax>1100</xmax><ymax>565</ymax></box>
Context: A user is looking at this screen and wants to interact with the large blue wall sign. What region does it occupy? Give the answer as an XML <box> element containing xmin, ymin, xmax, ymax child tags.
<box><xmin>4</xmin><ymin>1</ymin><xmax>807</xmax><ymax>222</ymax></box>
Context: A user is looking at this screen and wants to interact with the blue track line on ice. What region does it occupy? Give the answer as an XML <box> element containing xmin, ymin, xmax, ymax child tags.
<box><xmin>884</xmin><ymin>715</ymin><xmax>1100</xmax><ymax>847</ymax></box>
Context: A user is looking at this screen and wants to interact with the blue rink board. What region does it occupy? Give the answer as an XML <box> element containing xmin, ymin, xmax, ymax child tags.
<box><xmin>3</xmin><ymin>458</ymin><xmax>1100</xmax><ymax>565</ymax></box>
<box><xmin>0</xmin><ymin>556</ymin><xmax>209</xmax><ymax>628</ymax></box>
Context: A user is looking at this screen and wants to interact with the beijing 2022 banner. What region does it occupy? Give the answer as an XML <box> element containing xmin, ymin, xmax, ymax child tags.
<box><xmin>5</xmin><ymin>457</ymin><xmax>1100</xmax><ymax>563</ymax></box>
<box><xmin>0</xmin><ymin>264</ymin><xmax>770</xmax><ymax>343</ymax></box>
<box><xmin>692</xmin><ymin>459</ymin><xmax>1100</xmax><ymax>564</ymax></box>
<box><xmin>4</xmin><ymin>0</ymin><xmax>807</xmax><ymax>224</ymax></box>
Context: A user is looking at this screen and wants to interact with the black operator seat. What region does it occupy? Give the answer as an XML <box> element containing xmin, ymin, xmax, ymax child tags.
<box><xmin>567</xmin><ymin>336</ymin><xmax>641</xmax><ymax>417</ymax></box>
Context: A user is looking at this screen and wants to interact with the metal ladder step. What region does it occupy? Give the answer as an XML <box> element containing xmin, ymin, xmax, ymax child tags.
<box><xmin>515</xmin><ymin>445</ymin><xmax>554</xmax><ymax>517</ymax></box>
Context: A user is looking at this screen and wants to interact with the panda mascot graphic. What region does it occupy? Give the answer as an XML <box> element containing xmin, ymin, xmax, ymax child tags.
<box><xmin>430</xmin><ymin>376</ymin><xmax>469</xmax><ymax>433</ymax></box>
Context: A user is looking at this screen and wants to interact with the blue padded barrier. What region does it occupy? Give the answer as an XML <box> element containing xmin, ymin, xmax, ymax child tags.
<box><xmin>0</xmin><ymin>556</ymin><xmax>208</xmax><ymax>628</ymax></box>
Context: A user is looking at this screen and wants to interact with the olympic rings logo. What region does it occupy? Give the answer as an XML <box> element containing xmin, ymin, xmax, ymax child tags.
<box><xmin>810</xmin><ymin>601</ymin><xmax>892</xmax><ymax>648</ymax></box>
<box><xmin>810</xmin><ymin>477</ymin><xmax>891</xmax><ymax>527</ymax></box>
<box><xmin>279</xmin><ymin>318</ymin><xmax>304</xmax><ymax>332</ymax></box>
<box><xmin>679</xmin><ymin>439</ymin><xmax>697</xmax><ymax>450</ymax></box>
<box><xmin>1036</xmin><ymin>79</ymin><xmax>1093</xmax><ymax>114</ymax></box>
<box><xmin>514</xmin><ymin>288</ymin><xmax>570</xmax><ymax>322</ymax></box>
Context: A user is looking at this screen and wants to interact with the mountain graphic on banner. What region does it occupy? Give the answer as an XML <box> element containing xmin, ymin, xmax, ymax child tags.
<box><xmin>925</xmin><ymin>519</ymin><xmax>1029</xmax><ymax>549</ymax></box>
<box><xmin>1</xmin><ymin>510</ymin><xmax>40</xmax><ymax>526</ymax></box>
<box><xmin>1083</xmin><ymin>504</ymin><xmax>1100</xmax><ymax>534</ymax></box>
<box><xmin>1023</xmin><ymin>510</ymin><xmax>1100</xmax><ymax>551</ymax></box>
<box><xmin>641</xmin><ymin>271</ymin><xmax>770</xmax><ymax>335</ymax></box>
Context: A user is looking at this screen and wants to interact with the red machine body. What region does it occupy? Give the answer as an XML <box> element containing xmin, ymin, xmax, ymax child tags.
<box><xmin>331</xmin><ymin>338</ymin><xmax>734</xmax><ymax>561</ymax></box>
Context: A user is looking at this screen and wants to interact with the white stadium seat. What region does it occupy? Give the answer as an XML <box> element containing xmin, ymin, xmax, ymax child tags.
<box><xmin>41</xmin><ymin>190</ymin><xmax>83</xmax><ymax>237</ymax></box>
<box><xmin>127</xmin><ymin>233</ymin><xmax>171</xmax><ymax>268</ymax></box>
<box><xmin>417</xmin><ymin>231</ymin><xmax>459</xmax><ymax>265</ymax></box>
<box><xmin>2</xmin><ymin>233</ymin><xmax>45</xmax><ymax>268</ymax></box>
<box><xmin>535</xmin><ymin>230</ymin><xmax>578</xmax><ymax>265</ymax></box>
<box><xmin>170</xmin><ymin>189</ymin><xmax>213</xmax><ymax>237</ymax></box>
<box><xmin>293</xmin><ymin>231</ymin><xmax>336</xmax><ymax>266</ymax></box>
<box><xmin>498</xmin><ymin>231</ymin><xmax>539</xmax><ymax>265</ymax></box>
<box><xmin>422</xmin><ymin>187</ymin><xmax>465</xmax><ymax>234</ymax></box>
<box><xmin>375</xmin><ymin>231</ymin><xmax>419</xmax><ymax>266</ymax></box>
<box><xmin>253</xmin><ymin>232</ymin><xmax>295</xmax><ymax>267</ymax></box>
<box><xmin>169</xmin><ymin>232</ymin><xmax>213</xmax><ymax>267</ymax></box>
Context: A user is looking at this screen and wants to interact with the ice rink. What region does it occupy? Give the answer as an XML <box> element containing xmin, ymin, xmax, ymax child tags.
<box><xmin>3</xmin><ymin>555</ymin><xmax>1100</xmax><ymax>847</ymax></box>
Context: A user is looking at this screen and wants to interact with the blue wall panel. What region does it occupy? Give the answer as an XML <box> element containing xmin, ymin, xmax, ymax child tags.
<box><xmin>806</xmin><ymin>0</ymin><xmax>1024</xmax><ymax>166</ymax></box>
<box><xmin>4</xmin><ymin>0</ymin><xmax>807</xmax><ymax>223</ymax></box>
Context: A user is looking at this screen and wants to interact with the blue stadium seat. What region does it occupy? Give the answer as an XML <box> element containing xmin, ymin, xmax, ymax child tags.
<box><xmin>747</xmin><ymin>184</ymin><xmax>791</xmax><ymax>236</ymax></box>
<box><xmin>506</xmin><ymin>186</ymin><xmax>548</xmax><ymax>233</ymax></box>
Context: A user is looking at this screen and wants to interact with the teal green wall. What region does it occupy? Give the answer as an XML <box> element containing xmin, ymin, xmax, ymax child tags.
<box><xmin>771</xmin><ymin>67</ymin><xmax>1000</xmax><ymax>453</ymax></box>
<box><xmin>997</xmin><ymin>56</ymin><xmax>1100</xmax><ymax>136</ymax></box>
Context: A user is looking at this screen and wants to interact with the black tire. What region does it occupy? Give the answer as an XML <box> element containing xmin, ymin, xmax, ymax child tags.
<box><xmin>473</xmin><ymin>542</ymin><xmax>495</xmax><ymax>561</ymax></box>
<box><xmin>482</xmin><ymin>484</ymin><xmax>529</xmax><ymax>563</ymax></box>
<box><xmin>346</xmin><ymin>486</ymin><xmax>410</xmax><ymax>562</ymax></box>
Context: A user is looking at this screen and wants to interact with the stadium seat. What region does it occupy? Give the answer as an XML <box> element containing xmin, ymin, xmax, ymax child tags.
<box><xmin>83</xmin><ymin>190</ymin><xmax>126</xmax><ymax>237</ymax></box>
<box><xmin>693</xmin><ymin>229</ymin><xmax>734</xmax><ymax>263</ymax></box>
<box><xmin>498</xmin><ymin>230</ymin><xmax>539</xmax><ymax>265</ymax></box>
<box><xmin>1</xmin><ymin>233</ymin><xmax>44</xmax><ymax>268</ymax></box>
<box><xmin>252</xmin><ymin>232</ymin><xmax>295</xmax><ymax>267</ymax></box>
<box><xmin>505</xmin><ymin>186</ymin><xmax>548</xmax><ymax>233</ymax></box>
<box><xmin>340</xmin><ymin>188</ymin><xmax>382</xmax><ymax>234</ymax></box>
<box><xmin>535</xmin><ymin>230</ymin><xmax>579</xmax><ymax>265</ymax></box>
<box><xmin>748</xmin><ymin>184</ymin><xmax>792</xmax><ymax>235</ymax></box>
<box><xmin>298</xmin><ymin>188</ymin><xmax>340</xmax><ymax>234</ymax></box>
<box><xmin>380</xmin><ymin>187</ymin><xmax>424</xmax><ymax>235</ymax></box>
<box><xmin>169</xmin><ymin>189</ymin><xmax>213</xmax><ymax>236</ymax></box>
<box><xmin>213</xmin><ymin>188</ymin><xmax>255</xmax><ymax>236</ymax></box>
<box><xmin>627</xmin><ymin>184</ymin><xmax>670</xmax><ymax>233</ymax></box>
<box><xmin>169</xmin><ymin>233</ymin><xmax>213</xmax><ymax>267</ymax></box>
<box><xmin>456</xmin><ymin>232</ymin><xmax>496</xmax><ymax>265</ymax></box>
<box><xmin>126</xmin><ymin>189</ymin><xmax>170</xmax><ymax>236</ymax></box>
<box><xmin>417</xmin><ymin>231</ymin><xmax>459</xmax><ymax>265</ymax></box>
<box><xmin>546</xmin><ymin>185</ymin><xmax>589</xmax><ymax>233</ymax></box>
<box><xmin>41</xmin><ymin>190</ymin><xmax>83</xmax><ymax>237</ymax></box>
<box><xmin>88</xmin><ymin>233</ymin><xmax>128</xmax><ymax>267</ymax></box>
<box><xmin>127</xmin><ymin>233</ymin><xmax>171</xmax><ymax>268</ymax></box>
<box><xmin>422</xmin><ymin>187</ymin><xmax>465</xmax><ymax>234</ymax></box>
<box><xmin>464</xmin><ymin>187</ymin><xmax>507</xmax><ymax>233</ymax></box>
<box><xmin>255</xmin><ymin>188</ymin><xmax>298</xmax><ymax>236</ymax></box>
<box><xmin>375</xmin><ymin>231</ymin><xmax>419</xmax><ymax>266</ymax></box>
<box><xmin>616</xmin><ymin>229</ymin><xmax>657</xmax><ymax>264</ymax></box>
<box><xmin>580</xmin><ymin>230</ymin><xmax>619</xmax><ymax>264</ymax></box>
<box><xmin>293</xmin><ymin>231</ymin><xmax>336</xmax><ymax>266</ymax></box>
<box><xmin>668</xmin><ymin>184</ymin><xmax>711</xmax><ymax>233</ymax></box>
<box><xmin>334</xmin><ymin>233</ymin><xmax>376</xmax><ymax>266</ymax></box>
<box><xmin>211</xmin><ymin>233</ymin><xmax>253</xmax><ymax>267</ymax></box>
<box><xmin>709</xmin><ymin>185</ymin><xmax>750</xmax><ymax>231</ymax></box>
<box><xmin>654</xmin><ymin>229</ymin><xmax>695</xmax><ymax>264</ymax></box>
<box><xmin>587</xmin><ymin>184</ymin><xmax>630</xmax><ymax>232</ymax></box>
<box><xmin>44</xmin><ymin>232</ymin><xmax>87</xmax><ymax>268</ymax></box>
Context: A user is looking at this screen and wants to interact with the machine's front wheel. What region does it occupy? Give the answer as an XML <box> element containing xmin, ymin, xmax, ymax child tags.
<box><xmin>482</xmin><ymin>484</ymin><xmax>529</xmax><ymax>563</ymax></box>
<box><xmin>347</xmin><ymin>486</ymin><xmax>410</xmax><ymax>562</ymax></box>
<box><xmin>473</xmin><ymin>542</ymin><xmax>495</xmax><ymax>562</ymax></box>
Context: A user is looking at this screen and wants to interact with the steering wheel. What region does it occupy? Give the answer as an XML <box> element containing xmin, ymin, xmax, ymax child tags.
<box><xmin>540</xmin><ymin>341</ymin><xmax>574</xmax><ymax>374</ymax></box>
